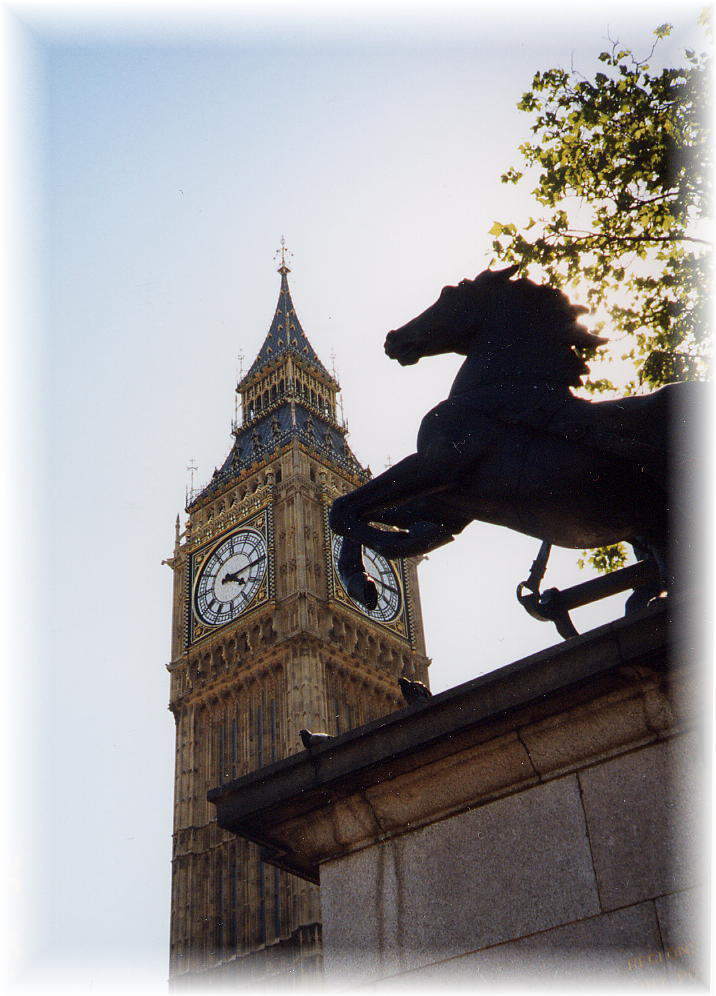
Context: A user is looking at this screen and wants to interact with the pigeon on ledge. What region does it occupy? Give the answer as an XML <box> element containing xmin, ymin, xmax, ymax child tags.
<box><xmin>399</xmin><ymin>676</ymin><xmax>432</xmax><ymax>704</ymax></box>
<box><xmin>299</xmin><ymin>729</ymin><xmax>334</xmax><ymax>749</ymax></box>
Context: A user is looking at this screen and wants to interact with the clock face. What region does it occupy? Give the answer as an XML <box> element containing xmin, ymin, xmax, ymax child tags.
<box><xmin>331</xmin><ymin>535</ymin><xmax>402</xmax><ymax>623</ymax></box>
<box><xmin>194</xmin><ymin>529</ymin><xmax>268</xmax><ymax>626</ymax></box>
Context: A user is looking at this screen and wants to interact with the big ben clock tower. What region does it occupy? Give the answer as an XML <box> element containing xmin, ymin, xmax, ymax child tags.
<box><xmin>165</xmin><ymin>247</ymin><xmax>430</xmax><ymax>987</ymax></box>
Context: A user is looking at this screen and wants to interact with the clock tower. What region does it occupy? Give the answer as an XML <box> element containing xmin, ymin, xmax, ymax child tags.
<box><xmin>165</xmin><ymin>251</ymin><xmax>430</xmax><ymax>987</ymax></box>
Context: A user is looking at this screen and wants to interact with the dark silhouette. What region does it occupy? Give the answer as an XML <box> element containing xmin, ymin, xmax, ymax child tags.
<box><xmin>299</xmin><ymin>729</ymin><xmax>334</xmax><ymax>749</ymax></box>
<box><xmin>399</xmin><ymin>676</ymin><xmax>432</xmax><ymax>704</ymax></box>
<box><xmin>329</xmin><ymin>266</ymin><xmax>700</xmax><ymax>617</ymax></box>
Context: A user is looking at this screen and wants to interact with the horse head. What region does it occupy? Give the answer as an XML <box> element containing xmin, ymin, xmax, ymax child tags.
<box><xmin>385</xmin><ymin>266</ymin><xmax>605</xmax><ymax>384</ymax></box>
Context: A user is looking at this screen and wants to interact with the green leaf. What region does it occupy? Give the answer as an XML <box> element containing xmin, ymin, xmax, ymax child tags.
<box><xmin>485</xmin><ymin>15</ymin><xmax>711</xmax><ymax>396</ymax></box>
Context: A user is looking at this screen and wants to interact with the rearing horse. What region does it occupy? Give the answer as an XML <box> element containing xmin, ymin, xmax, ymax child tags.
<box><xmin>329</xmin><ymin>266</ymin><xmax>699</xmax><ymax>612</ymax></box>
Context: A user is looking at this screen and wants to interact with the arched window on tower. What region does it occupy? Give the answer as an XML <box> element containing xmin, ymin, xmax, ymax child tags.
<box><xmin>273</xmin><ymin>866</ymin><xmax>281</xmax><ymax>940</ymax></box>
<box><xmin>216</xmin><ymin>718</ymin><xmax>226</xmax><ymax>785</ymax></box>
<box><xmin>230</xmin><ymin>715</ymin><xmax>238</xmax><ymax>780</ymax></box>
<box><xmin>258</xmin><ymin>860</ymin><xmax>266</xmax><ymax>945</ymax></box>
<box><xmin>227</xmin><ymin>844</ymin><xmax>238</xmax><ymax>953</ymax></box>
<box><xmin>269</xmin><ymin>699</ymin><xmax>278</xmax><ymax>762</ymax></box>
<box><xmin>213</xmin><ymin>850</ymin><xmax>224</xmax><ymax>957</ymax></box>
<box><xmin>255</xmin><ymin>699</ymin><xmax>264</xmax><ymax>768</ymax></box>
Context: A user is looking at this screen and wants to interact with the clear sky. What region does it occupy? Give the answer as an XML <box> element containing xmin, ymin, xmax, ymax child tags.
<box><xmin>4</xmin><ymin>1</ymin><xmax>704</xmax><ymax>991</ymax></box>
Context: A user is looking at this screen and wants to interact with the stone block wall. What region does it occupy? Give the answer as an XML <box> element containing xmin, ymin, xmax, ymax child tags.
<box><xmin>210</xmin><ymin>605</ymin><xmax>707</xmax><ymax>988</ymax></box>
<box><xmin>320</xmin><ymin>733</ymin><xmax>705</xmax><ymax>985</ymax></box>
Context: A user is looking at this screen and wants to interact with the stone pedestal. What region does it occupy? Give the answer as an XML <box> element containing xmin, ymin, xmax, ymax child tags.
<box><xmin>209</xmin><ymin>604</ymin><xmax>707</xmax><ymax>986</ymax></box>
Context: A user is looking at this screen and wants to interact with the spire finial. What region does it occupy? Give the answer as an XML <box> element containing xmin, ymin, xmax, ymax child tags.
<box><xmin>185</xmin><ymin>457</ymin><xmax>198</xmax><ymax>505</ymax></box>
<box><xmin>274</xmin><ymin>235</ymin><xmax>293</xmax><ymax>275</ymax></box>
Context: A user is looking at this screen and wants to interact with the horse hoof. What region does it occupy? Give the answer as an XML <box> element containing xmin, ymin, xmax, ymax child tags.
<box><xmin>408</xmin><ymin>522</ymin><xmax>442</xmax><ymax>542</ymax></box>
<box><xmin>625</xmin><ymin>586</ymin><xmax>668</xmax><ymax>615</ymax></box>
<box><xmin>346</xmin><ymin>572</ymin><xmax>378</xmax><ymax>610</ymax></box>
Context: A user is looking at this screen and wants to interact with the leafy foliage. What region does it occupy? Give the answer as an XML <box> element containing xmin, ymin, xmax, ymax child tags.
<box><xmin>577</xmin><ymin>544</ymin><xmax>628</xmax><ymax>573</ymax></box>
<box><xmin>491</xmin><ymin>16</ymin><xmax>711</xmax><ymax>392</ymax></box>
<box><xmin>490</xmin><ymin>16</ymin><xmax>711</xmax><ymax>572</ymax></box>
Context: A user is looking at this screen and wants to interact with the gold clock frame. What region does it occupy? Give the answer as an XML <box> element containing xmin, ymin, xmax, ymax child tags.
<box><xmin>322</xmin><ymin>502</ymin><xmax>411</xmax><ymax>642</ymax></box>
<box><xmin>186</xmin><ymin>503</ymin><xmax>274</xmax><ymax>647</ymax></box>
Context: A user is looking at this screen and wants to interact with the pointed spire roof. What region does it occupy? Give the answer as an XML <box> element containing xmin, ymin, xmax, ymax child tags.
<box><xmin>239</xmin><ymin>258</ymin><xmax>334</xmax><ymax>387</ymax></box>
<box><xmin>186</xmin><ymin>248</ymin><xmax>367</xmax><ymax>509</ymax></box>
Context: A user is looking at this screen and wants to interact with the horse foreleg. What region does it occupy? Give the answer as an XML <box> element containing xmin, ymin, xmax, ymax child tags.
<box><xmin>335</xmin><ymin>499</ymin><xmax>468</xmax><ymax>611</ymax></box>
<box><xmin>378</xmin><ymin>499</ymin><xmax>471</xmax><ymax>547</ymax></box>
<box><xmin>330</xmin><ymin>453</ymin><xmax>457</xmax><ymax>559</ymax></box>
<box><xmin>337</xmin><ymin>537</ymin><xmax>380</xmax><ymax>610</ymax></box>
<box><xmin>330</xmin><ymin>454</ymin><xmax>463</xmax><ymax>608</ymax></box>
<box><xmin>625</xmin><ymin>537</ymin><xmax>671</xmax><ymax>614</ymax></box>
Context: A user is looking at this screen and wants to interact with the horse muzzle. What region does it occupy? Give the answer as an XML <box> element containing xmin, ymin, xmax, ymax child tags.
<box><xmin>384</xmin><ymin>330</ymin><xmax>421</xmax><ymax>365</ymax></box>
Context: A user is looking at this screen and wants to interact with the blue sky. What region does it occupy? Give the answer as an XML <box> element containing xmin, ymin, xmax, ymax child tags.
<box><xmin>4</xmin><ymin>2</ymin><xmax>704</xmax><ymax>990</ymax></box>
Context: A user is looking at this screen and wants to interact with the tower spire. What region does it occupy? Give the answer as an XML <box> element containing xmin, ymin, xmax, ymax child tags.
<box><xmin>187</xmin><ymin>258</ymin><xmax>366</xmax><ymax>509</ymax></box>
<box><xmin>274</xmin><ymin>235</ymin><xmax>292</xmax><ymax>276</ymax></box>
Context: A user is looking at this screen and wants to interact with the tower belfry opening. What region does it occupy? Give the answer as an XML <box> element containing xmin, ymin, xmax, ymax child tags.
<box><xmin>165</xmin><ymin>251</ymin><xmax>429</xmax><ymax>986</ymax></box>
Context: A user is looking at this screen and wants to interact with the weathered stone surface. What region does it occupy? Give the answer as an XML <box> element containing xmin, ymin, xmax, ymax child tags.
<box><xmin>641</xmin><ymin>677</ymin><xmax>678</xmax><ymax>736</ymax></box>
<box><xmin>655</xmin><ymin>887</ymin><xmax>708</xmax><ymax>984</ymax></box>
<box><xmin>321</xmin><ymin>837</ymin><xmax>403</xmax><ymax>983</ymax></box>
<box><xmin>209</xmin><ymin>600</ymin><xmax>705</xmax><ymax>987</ymax></box>
<box><xmin>364</xmin><ymin>731</ymin><xmax>536</xmax><ymax>832</ymax></box>
<box><xmin>518</xmin><ymin>685</ymin><xmax>655</xmax><ymax>779</ymax></box>
<box><xmin>269</xmin><ymin>733</ymin><xmax>538</xmax><ymax>873</ymax></box>
<box><xmin>321</xmin><ymin>775</ymin><xmax>600</xmax><ymax>980</ymax></box>
<box><xmin>272</xmin><ymin>794</ymin><xmax>382</xmax><ymax>869</ymax></box>
<box><xmin>357</xmin><ymin>901</ymin><xmax>665</xmax><ymax>986</ymax></box>
<box><xmin>578</xmin><ymin>735</ymin><xmax>701</xmax><ymax>910</ymax></box>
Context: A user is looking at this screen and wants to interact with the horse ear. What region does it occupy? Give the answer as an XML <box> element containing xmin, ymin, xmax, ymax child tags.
<box><xmin>494</xmin><ymin>264</ymin><xmax>520</xmax><ymax>280</ymax></box>
<box><xmin>571</xmin><ymin>326</ymin><xmax>608</xmax><ymax>348</ymax></box>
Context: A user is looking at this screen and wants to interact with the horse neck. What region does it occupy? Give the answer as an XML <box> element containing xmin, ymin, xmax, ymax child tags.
<box><xmin>449</xmin><ymin>332</ymin><xmax>574</xmax><ymax>396</ymax></box>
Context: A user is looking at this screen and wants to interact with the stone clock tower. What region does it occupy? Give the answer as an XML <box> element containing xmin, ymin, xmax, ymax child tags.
<box><xmin>165</xmin><ymin>251</ymin><xmax>430</xmax><ymax>987</ymax></box>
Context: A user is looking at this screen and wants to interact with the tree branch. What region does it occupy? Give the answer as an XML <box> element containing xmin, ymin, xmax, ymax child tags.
<box><xmin>542</xmin><ymin>231</ymin><xmax>712</xmax><ymax>247</ymax></box>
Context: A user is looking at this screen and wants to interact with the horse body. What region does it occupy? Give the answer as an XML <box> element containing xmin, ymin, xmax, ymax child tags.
<box><xmin>329</xmin><ymin>266</ymin><xmax>696</xmax><ymax>612</ymax></box>
<box><xmin>414</xmin><ymin>408</ymin><xmax>666</xmax><ymax>549</ymax></box>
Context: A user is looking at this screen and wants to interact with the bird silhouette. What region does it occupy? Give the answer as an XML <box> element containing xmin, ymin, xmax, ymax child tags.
<box><xmin>299</xmin><ymin>728</ymin><xmax>334</xmax><ymax>749</ymax></box>
<box><xmin>399</xmin><ymin>676</ymin><xmax>432</xmax><ymax>704</ymax></box>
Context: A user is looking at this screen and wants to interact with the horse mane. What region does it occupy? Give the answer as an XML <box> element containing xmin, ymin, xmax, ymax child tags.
<box><xmin>476</xmin><ymin>269</ymin><xmax>607</xmax><ymax>387</ymax></box>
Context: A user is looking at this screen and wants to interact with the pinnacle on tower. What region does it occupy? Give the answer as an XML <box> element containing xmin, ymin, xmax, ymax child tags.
<box><xmin>187</xmin><ymin>251</ymin><xmax>366</xmax><ymax>509</ymax></box>
<box><xmin>239</xmin><ymin>242</ymin><xmax>336</xmax><ymax>388</ymax></box>
<box><xmin>275</xmin><ymin>234</ymin><xmax>291</xmax><ymax>275</ymax></box>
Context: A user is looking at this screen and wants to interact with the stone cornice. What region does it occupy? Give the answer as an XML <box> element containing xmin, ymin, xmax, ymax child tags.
<box><xmin>208</xmin><ymin>604</ymin><xmax>691</xmax><ymax>884</ymax></box>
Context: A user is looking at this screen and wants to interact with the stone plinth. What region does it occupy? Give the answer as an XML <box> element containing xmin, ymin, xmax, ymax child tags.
<box><xmin>209</xmin><ymin>604</ymin><xmax>707</xmax><ymax>986</ymax></box>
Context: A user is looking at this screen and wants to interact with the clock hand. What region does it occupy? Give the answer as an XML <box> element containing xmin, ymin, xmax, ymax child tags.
<box><xmin>368</xmin><ymin>576</ymin><xmax>399</xmax><ymax>595</ymax></box>
<box><xmin>222</xmin><ymin>555</ymin><xmax>266</xmax><ymax>585</ymax></box>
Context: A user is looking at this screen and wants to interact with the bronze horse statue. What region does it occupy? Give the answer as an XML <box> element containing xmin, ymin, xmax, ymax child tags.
<box><xmin>329</xmin><ymin>266</ymin><xmax>699</xmax><ymax>616</ymax></box>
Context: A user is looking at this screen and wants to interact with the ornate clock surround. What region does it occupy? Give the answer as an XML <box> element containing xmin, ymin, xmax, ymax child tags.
<box><xmin>322</xmin><ymin>501</ymin><xmax>413</xmax><ymax>643</ymax></box>
<box><xmin>186</xmin><ymin>502</ymin><xmax>275</xmax><ymax>647</ymax></box>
